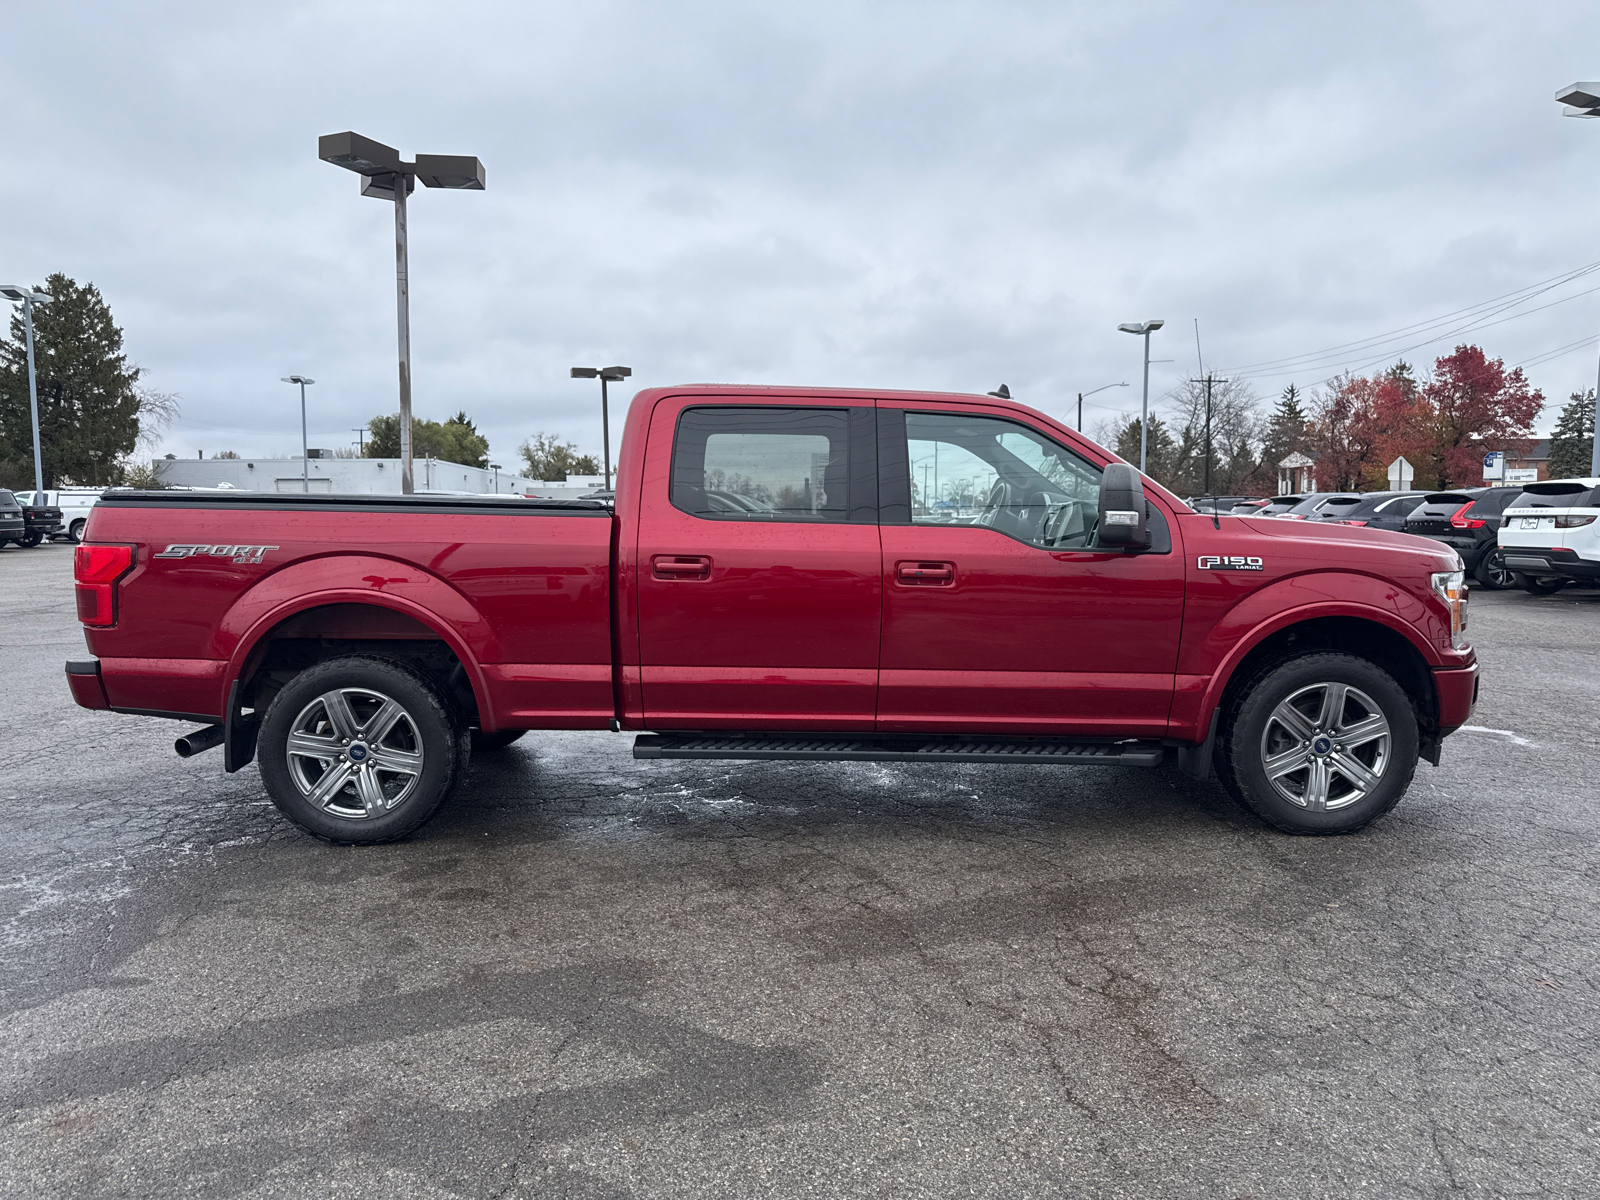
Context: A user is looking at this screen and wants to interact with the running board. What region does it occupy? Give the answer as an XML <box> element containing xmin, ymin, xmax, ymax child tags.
<box><xmin>632</xmin><ymin>732</ymin><xmax>1166</xmax><ymax>767</ymax></box>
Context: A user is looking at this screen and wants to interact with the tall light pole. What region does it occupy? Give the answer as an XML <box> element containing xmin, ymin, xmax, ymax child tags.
<box><xmin>0</xmin><ymin>285</ymin><xmax>52</xmax><ymax>498</ymax></box>
<box><xmin>281</xmin><ymin>376</ymin><xmax>315</xmax><ymax>492</ymax></box>
<box><xmin>490</xmin><ymin>462</ymin><xmax>501</xmax><ymax>493</ymax></box>
<box><xmin>1117</xmin><ymin>320</ymin><xmax>1165</xmax><ymax>473</ymax></box>
<box><xmin>1076</xmin><ymin>381</ymin><xmax>1129</xmax><ymax>430</ymax></box>
<box><xmin>318</xmin><ymin>132</ymin><xmax>486</xmax><ymax>495</ymax></box>
<box><xmin>1556</xmin><ymin>83</ymin><xmax>1600</xmax><ymax>476</ymax></box>
<box><xmin>570</xmin><ymin>366</ymin><xmax>632</xmax><ymax>489</ymax></box>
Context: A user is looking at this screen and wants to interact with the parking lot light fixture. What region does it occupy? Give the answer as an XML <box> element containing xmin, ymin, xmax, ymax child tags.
<box><xmin>570</xmin><ymin>366</ymin><xmax>633</xmax><ymax>489</ymax></box>
<box><xmin>318</xmin><ymin>132</ymin><xmax>486</xmax><ymax>495</ymax></box>
<box><xmin>490</xmin><ymin>463</ymin><xmax>501</xmax><ymax>493</ymax></box>
<box><xmin>1076</xmin><ymin>381</ymin><xmax>1129</xmax><ymax>430</ymax></box>
<box><xmin>281</xmin><ymin>375</ymin><xmax>315</xmax><ymax>492</ymax></box>
<box><xmin>1</xmin><ymin>285</ymin><xmax>53</xmax><ymax>498</ymax></box>
<box><xmin>1555</xmin><ymin>85</ymin><xmax>1600</xmax><ymax>475</ymax></box>
<box><xmin>1117</xmin><ymin>321</ymin><xmax>1165</xmax><ymax>473</ymax></box>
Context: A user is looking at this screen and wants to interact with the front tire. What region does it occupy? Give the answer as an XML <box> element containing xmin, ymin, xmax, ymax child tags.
<box><xmin>18</xmin><ymin>532</ymin><xmax>41</xmax><ymax>548</ymax></box>
<box><xmin>1218</xmin><ymin>652</ymin><xmax>1418</xmax><ymax>835</ymax></box>
<box><xmin>257</xmin><ymin>655</ymin><xmax>468</xmax><ymax>844</ymax></box>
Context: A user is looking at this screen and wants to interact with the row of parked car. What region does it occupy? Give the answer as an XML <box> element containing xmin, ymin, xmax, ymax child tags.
<box><xmin>1188</xmin><ymin>479</ymin><xmax>1600</xmax><ymax>594</ymax></box>
<box><xmin>0</xmin><ymin>489</ymin><xmax>67</xmax><ymax>548</ymax></box>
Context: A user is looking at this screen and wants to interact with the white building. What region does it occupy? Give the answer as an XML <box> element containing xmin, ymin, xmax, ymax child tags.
<box><xmin>151</xmin><ymin>456</ymin><xmax>600</xmax><ymax>498</ymax></box>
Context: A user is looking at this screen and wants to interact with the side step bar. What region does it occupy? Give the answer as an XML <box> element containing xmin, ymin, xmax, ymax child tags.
<box><xmin>633</xmin><ymin>732</ymin><xmax>1166</xmax><ymax>767</ymax></box>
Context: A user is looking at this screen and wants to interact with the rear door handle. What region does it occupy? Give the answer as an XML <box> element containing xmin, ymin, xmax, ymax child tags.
<box><xmin>896</xmin><ymin>560</ymin><xmax>954</xmax><ymax>585</ymax></box>
<box><xmin>652</xmin><ymin>554</ymin><xmax>713</xmax><ymax>580</ymax></box>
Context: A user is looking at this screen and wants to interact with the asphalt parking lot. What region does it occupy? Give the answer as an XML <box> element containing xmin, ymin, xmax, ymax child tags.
<box><xmin>2</xmin><ymin>539</ymin><xmax>1597</xmax><ymax>1199</ymax></box>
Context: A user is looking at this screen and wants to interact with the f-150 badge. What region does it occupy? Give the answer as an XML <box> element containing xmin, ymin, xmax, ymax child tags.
<box><xmin>1198</xmin><ymin>555</ymin><xmax>1264</xmax><ymax>571</ymax></box>
<box><xmin>155</xmin><ymin>544</ymin><xmax>279</xmax><ymax>565</ymax></box>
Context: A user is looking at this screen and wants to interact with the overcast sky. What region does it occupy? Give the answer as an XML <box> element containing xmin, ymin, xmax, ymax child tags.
<box><xmin>4</xmin><ymin>0</ymin><xmax>1599</xmax><ymax>467</ymax></box>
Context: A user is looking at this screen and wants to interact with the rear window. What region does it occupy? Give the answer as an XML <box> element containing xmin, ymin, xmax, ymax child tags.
<box><xmin>0</xmin><ymin>490</ymin><xmax>14</xmax><ymax>506</ymax></box>
<box><xmin>1510</xmin><ymin>484</ymin><xmax>1600</xmax><ymax>509</ymax></box>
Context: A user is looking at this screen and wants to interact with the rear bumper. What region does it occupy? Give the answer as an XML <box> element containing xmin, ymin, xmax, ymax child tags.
<box><xmin>1499</xmin><ymin>548</ymin><xmax>1600</xmax><ymax>580</ymax></box>
<box><xmin>0</xmin><ymin>519</ymin><xmax>23</xmax><ymax>540</ymax></box>
<box><xmin>65</xmin><ymin>659</ymin><xmax>110</xmax><ymax>710</ymax></box>
<box><xmin>1434</xmin><ymin>664</ymin><xmax>1479</xmax><ymax>733</ymax></box>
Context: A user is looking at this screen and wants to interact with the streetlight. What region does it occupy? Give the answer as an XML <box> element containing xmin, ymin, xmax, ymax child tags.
<box><xmin>0</xmin><ymin>285</ymin><xmax>52</xmax><ymax>499</ymax></box>
<box><xmin>570</xmin><ymin>366</ymin><xmax>632</xmax><ymax>489</ymax></box>
<box><xmin>318</xmin><ymin>132</ymin><xmax>486</xmax><ymax>495</ymax></box>
<box><xmin>1556</xmin><ymin>83</ymin><xmax>1600</xmax><ymax>476</ymax></box>
<box><xmin>1076</xmin><ymin>382</ymin><xmax>1129</xmax><ymax>430</ymax></box>
<box><xmin>490</xmin><ymin>463</ymin><xmax>501</xmax><ymax>493</ymax></box>
<box><xmin>1117</xmin><ymin>320</ymin><xmax>1165</xmax><ymax>473</ymax></box>
<box><xmin>281</xmin><ymin>376</ymin><xmax>315</xmax><ymax>492</ymax></box>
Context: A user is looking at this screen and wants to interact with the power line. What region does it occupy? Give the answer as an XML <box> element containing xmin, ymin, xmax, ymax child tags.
<box><xmin>1219</xmin><ymin>260</ymin><xmax>1600</xmax><ymax>377</ymax></box>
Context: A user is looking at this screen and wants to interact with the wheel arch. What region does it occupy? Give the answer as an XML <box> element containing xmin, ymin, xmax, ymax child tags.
<box><xmin>223</xmin><ymin>592</ymin><xmax>495</xmax><ymax>734</ymax></box>
<box><xmin>1208</xmin><ymin>612</ymin><xmax>1440</xmax><ymax>758</ymax></box>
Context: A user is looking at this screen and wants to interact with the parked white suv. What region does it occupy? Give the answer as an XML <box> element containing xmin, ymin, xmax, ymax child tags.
<box><xmin>1497</xmin><ymin>478</ymin><xmax>1600</xmax><ymax>594</ymax></box>
<box><xmin>11</xmin><ymin>489</ymin><xmax>106</xmax><ymax>543</ymax></box>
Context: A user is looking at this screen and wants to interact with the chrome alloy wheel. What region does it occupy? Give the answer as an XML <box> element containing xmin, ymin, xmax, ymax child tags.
<box><xmin>1258</xmin><ymin>682</ymin><xmax>1391</xmax><ymax>812</ymax></box>
<box><xmin>284</xmin><ymin>687</ymin><xmax>425</xmax><ymax>819</ymax></box>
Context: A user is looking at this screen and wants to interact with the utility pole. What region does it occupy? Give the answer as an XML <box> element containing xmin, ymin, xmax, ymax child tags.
<box><xmin>1189</xmin><ymin>374</ymin><xmax>1230</xmax><ymax>495</ymax></box>
<box><xmin>352</xmin><ymin>427</ymin><xmax>367</xmax><ymax>454</ymax></box>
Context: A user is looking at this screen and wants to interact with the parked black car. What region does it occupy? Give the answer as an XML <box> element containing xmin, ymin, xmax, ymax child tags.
<box><xmin>8</xmin><ymin>494</ymin><xmax>63</xmax><ymax>547</ymax></box>
<box><xmin>1276</xmin><ymin>492</ymin><xmax>1365</xmax><ymax>520</ymax></box>
<box><xmin>1185</xmin><ymin>495</ymin><xmax>1256</xmax><ymax>515</ymax></box>
<box><xmin>1314</xmin><ymin>490</ymin><xmax>1429</xmax><ymax>532</ymax></box>
<box><xmin>0</xmin><ymin>489</ymin><xmax>24</xmax><ymax>546</ymax></box>
<box><xmin>1402</xmin><ymin>486</ymin><xmax>1528</xmax><ymax>588</ymax></box>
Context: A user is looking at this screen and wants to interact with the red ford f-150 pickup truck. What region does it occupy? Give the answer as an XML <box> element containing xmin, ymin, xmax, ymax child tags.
<box><xmin>66</xmin><ymin>385</ymin><xmax>1477</xmax><ymax>842</ymax></box>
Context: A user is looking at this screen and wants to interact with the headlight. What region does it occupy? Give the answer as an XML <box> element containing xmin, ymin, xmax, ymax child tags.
<box><xmin>1431</xmin><ymin>569</ymin><xmax>1468</xmax><ymax>650</ymax></box>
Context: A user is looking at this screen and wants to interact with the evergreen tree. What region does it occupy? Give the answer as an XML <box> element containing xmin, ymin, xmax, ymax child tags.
<box><xmin>0</xmin><ymin>273</ymin><xmax>160</xmax><ymax>487</ymax></box>
<box><xmin>1260</xmin><ymin>383</ymin><xmax>1308</xmax><ymax>469</ymax></box>
<box><xmin>1548</xmin><ymin>389</ymin><xmax>1597</xmax><ymax>479</ymax></box>
<box><xmin>1115</xmin><ymin>416</ymin><xmax>1178</xmax><ymax>486</ymax></box>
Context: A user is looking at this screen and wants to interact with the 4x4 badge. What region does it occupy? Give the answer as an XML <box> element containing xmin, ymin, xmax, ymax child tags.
<box><xmin>155</xmin><ymin>544</ymin><xmax>279</xmax><ymax>565</ymax></box>
<box><xmin>1198</xmin><ymin>555</ymin><xmax>1264</xmax><ymax>571</ymax></box>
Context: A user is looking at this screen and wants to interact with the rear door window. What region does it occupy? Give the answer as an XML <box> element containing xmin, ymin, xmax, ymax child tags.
<box><xmin>671</xmin><ymin>406</ymin><xmax>871</xmax><ymax>522</ymax></box>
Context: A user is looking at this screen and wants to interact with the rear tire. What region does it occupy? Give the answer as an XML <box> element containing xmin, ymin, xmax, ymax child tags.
<box><xmin>18</xmin><ymin>532</ymin><xmax>41</xmax><ymax>548</ymax></box>
<box><xmin>68</xmin><ymin>519</ymin><xmax>86</xmax><ymax>543</ymax></box>
<box><xmin>257</xmin><ymin>655</ymin><xmax>468</xmax><ymax>844</ymax></box>
<box><xmin>1474</xmin><ymin>547</ymin><xmax>1514</xmax><ymax>590</ymax></box>
<box><xmin>1218</xmin><ymin>652</ymin><xmax>1418</xmax><ymax>835</ymax></box>
<box><xmin>470</xmin><ymin>728</ymin><xmax>527</xmax><ymax>752</ymax></box>
<box><xmin>1519</xmin><ymin>574</ymin><xmax>1566</xmax><ymax>595</ymax></box>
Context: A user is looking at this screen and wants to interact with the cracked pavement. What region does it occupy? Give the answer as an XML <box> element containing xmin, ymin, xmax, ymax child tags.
<box><xmin>2</xmin><ymin>539</ymin><xmax>1597</xmax><ymax>1198</ymax></box>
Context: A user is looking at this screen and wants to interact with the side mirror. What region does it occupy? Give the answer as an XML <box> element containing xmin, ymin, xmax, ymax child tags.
<box><xmin>1097</xmin><ymin>463</ymin><xmax>1150</xmax><ymax>549</ymax></box>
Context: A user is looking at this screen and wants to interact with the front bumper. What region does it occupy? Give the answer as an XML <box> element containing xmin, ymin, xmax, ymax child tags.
<box><xmin>1434</xmin><ymin>664</ymin><xmax>1479</xmax><ymax>732</ymax></box>
<box><xmin>1500</xmin><ymin>548</ymin><xmax>1600</xmax><ymax>580</ymax></box>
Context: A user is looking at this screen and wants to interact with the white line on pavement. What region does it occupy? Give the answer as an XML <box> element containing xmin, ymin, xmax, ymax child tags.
<box><xmin>1458</xmin><ymin>725</ymin><xmax>1537</xmax><ymax>747</ymax></box>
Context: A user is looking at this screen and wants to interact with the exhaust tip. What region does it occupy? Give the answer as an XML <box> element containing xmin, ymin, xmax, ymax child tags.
<box><xmin>174</xmin><ymin>724</ymin><xmax>226</xmax><ymax>758</ymax></box>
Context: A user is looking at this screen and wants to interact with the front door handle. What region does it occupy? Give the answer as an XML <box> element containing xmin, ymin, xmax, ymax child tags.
<box><xmin>652</xmin><ymin>554</ymin><xmax>713</xmax><ymax>581</ymax></box>
<box><xmin>896</xmin><ymin>560</ymin><xmax>954</xmax><ymax>585</ymax></box>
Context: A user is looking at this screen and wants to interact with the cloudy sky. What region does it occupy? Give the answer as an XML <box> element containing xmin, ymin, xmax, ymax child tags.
<box><xmin>4</xmin><ymin>0</ymin><xmax>1599</xmax><ymax>467</ymax></box>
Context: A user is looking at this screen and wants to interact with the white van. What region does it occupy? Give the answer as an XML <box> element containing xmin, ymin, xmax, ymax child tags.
<box><xmin>11</xmin><ymin>489</ymin><xmax>107</xmax><ymax>543</ymax></box>
<box><xmin>1497</xmin><ymin>478</ymin><xmax>1600</xmax><ymax>594</ymax></box>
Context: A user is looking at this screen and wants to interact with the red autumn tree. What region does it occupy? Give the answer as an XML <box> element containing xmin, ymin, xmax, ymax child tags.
<box><xmin>1359</xmin><ymin>369</ymin><xmax>1440</xmax><ymax>491</ymax></box>
<box><xmin>1422</xmin><ymin>345</ymin><xmax>1542</xmax><ymax>487</ymax></box>
<box><xmin>1310</xmin><ymin>373</ymin><xmax>1380</xmax><ymax>490</ymax></box>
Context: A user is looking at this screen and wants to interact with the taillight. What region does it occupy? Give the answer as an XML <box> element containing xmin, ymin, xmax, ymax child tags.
<box><xmin>74</xmin><ymin>544</ymin><xmax>135</xmax><ymax>627</ymax></box>
<box><xmin>1554</xmin><ymin>514</ymin><xmax>1597</xmax><ymax>528</ymax></box>
<box><xmin>1449</xmin><ymin>502</ymin><xmax>1485</xmax><ymax>530</ymax></box>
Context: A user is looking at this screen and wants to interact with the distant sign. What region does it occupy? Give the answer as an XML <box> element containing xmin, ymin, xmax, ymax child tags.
<box><xmin>1387</xmin><ymin>456</ymin><xmax>1414</xmax><ymax>491</ymax></box>
<box><xmin>1505</xmin><ymin>468</ymin><xmax>1539</xmax><ymax>484</ymax></box>
<box><xmin>1482</xmin><ymin>451</ymin><xmax>1504</xmax><ymax>480</ymax></box>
